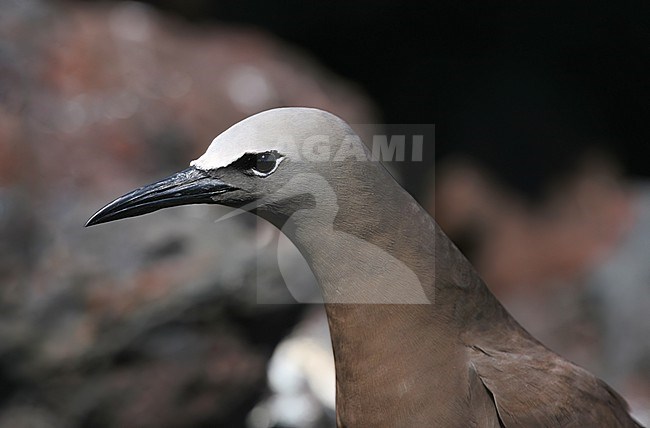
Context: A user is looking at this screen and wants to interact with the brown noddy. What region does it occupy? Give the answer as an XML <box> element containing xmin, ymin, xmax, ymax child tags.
<box><xmin>86</xmin><ymin>108</ymin><xmax>642</xmax><ymax>427</ymax></box>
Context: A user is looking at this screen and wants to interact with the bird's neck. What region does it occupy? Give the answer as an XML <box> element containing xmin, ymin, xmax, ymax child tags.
<box><xmin>262</xmin><ymin>163</ymin><xmax>506</xmax><ymax>423</ymax></box>
<box><xmin>277</xmin><ymin>162</ymin><xmax>484</xmax><ymax>306</ymax></box>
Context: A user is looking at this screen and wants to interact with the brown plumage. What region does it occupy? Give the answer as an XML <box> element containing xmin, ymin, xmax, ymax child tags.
<box><xmin>87</xmin><ymin>108</ymin><xmax>643</xmax><ymax>427</ymax></box>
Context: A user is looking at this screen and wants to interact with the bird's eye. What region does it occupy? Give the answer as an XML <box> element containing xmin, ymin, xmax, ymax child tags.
<box><xmin>230</xmin><ymin>151</ymin><xmax>282</xmax><ymax>176</ymax></box>
<box><xmin>253</xmin><ymin>152</ymin><xmax>277</xmax><ymax>175</ymax></box>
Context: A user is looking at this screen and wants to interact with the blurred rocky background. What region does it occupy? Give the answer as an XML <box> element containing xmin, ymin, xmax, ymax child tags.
<box><xmin>1</xmin><ymin>0</ymin><xmax>650</xmax><ymax>427</ymax></box>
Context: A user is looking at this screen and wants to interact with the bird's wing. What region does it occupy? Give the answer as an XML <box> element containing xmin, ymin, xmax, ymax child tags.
<box><xmin>468</xmin><ymin>361</ymin><xmax>505</xmax><ymax>427</ymax></box>
<box><xmin>467</xmin><ymin>341</ymin><xmax>643</xmax><ymax>428</ymax></box>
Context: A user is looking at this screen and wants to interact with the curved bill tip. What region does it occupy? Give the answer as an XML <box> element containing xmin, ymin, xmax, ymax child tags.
<box><xmin>85</xmin><ymin>167</ymin><xmax>235</xmax><ymax>227</ymax></box>
<box><xmin>84</xmin><ymin>215</ymin><xmax>99</xmax><ymax>228</ymax></box>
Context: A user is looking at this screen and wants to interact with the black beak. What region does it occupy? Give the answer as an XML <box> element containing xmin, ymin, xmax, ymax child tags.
<box><xmin>85</xmin><ymin>167</ymin><xmax>235</xmax><ymax>227</ymax></box>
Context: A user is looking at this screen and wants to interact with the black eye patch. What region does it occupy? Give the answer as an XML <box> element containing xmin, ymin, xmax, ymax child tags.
<box><xmin>230</xmin><ymin>153</ymin><xmax>258</xmax><ymax>171</ymax></box>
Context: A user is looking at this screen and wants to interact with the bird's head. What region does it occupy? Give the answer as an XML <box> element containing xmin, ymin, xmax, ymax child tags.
<box><xmin>86</xmin><ymin>107</ymin><xmax>371</xmax><ymax>227</ymax></box>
